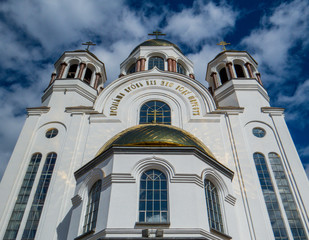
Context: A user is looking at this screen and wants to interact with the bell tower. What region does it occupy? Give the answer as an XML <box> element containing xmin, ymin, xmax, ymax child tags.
<box><xmin>42</xmin><ymin>50</ymin><xmax>107</xmax><ymax>108</ymax></box>
<box><xmin>206</xmin><ymin>50</ymin><xmax>269</xmax><ymax>112</ymax></box>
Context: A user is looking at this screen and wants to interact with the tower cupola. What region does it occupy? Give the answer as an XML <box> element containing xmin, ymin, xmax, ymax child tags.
<box><xmin>50</xmin><ymin>50</ymin><xmax>107</xmax><ymax>91</ymax></box>
<box><xmin>120</xmin><ymin>38</ymin><xmax>195</xmax><ymax>79</ymax></box>
<box><xmin>206</xmin><ymin>50</ymin><xmax>262</xmax><ymax>93</ymax></box>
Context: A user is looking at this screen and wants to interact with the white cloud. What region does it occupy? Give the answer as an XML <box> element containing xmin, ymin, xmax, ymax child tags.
<box><xmin>278</xmin><ymin>79</ymin><xmax>309</xmax><ymax>107</ymax></box>
<box><xmin>241</xmin><ymin>0</ymin><xmax>309</xmax><ymax>80</ymax></box>
<box><xmin>164</xmin><ymin>1</ymin><xmax>238</xmax><ymax>47</ymax></box>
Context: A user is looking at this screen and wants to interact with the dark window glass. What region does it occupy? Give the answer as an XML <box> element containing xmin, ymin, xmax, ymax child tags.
<box><xmin>83</xmin><ymin>180</ymin><xmax>102</xmax><ymax>233</ymax></box>
<box><xmin>252</xmin><ymin>128</ymin><xmax>266</xmax><ymax>138</ymax></box>
<box><xmin>22</xmin><ymin>153</ymin><xmax>57</xmax><ymax>240</ymax></box>
<box><xmin>205</xmin><ymin>180</ymin><xmax>224</xmax><ymax>233</ymax></box>
<box><xmin>84</xmin><ymin>68</ymin><xmax>93</xmax><ymax>84</ymax></box>
<box><xmin>67</xmin><ymin>64</ymin><xmax>78</xmax><ymax>78</ymax></box>
<box><xmin>235</xmin><ymin>64</ymin><xmax>245</xmax><ymax>78</ymax></box>
<box><xmin>128</xmin><ymin>64</ymin><xmax>136</xmax><ymax>74</ymax></box>
<box><xmin>139</xmin><ymin>169</ymin><xmax>168</xmax><ymax>223</ymax></box>
<box><xmin>4</xmin><ymin>153</ymin><xmax>42</xmax><ymax>240</ymax></box>
<box><xmin>140</xmin><ymin>101</ymin><xmax>171</xmax><ymax>125</ymax></box>
<box><xmin>253</xmin><ymin>153</ymin><xmax>289</xmax><ymax>240</ymax></box>
<box><xmin>148</xmin><ymin>57</ymin><xmax>164</xmax><ymax>71</ymax></box>
<box><xmin>269</xmin><ymin>153</ymin><xmax>307</xmax><ymax>240</ymax></box>
<box><xmin>219</xmin><ymin>68</ymin><xmax>228</xmax><ymax>84</ymax></box>
<box><xmin>177</xmin><ymin>63</ymin><xmax>185</xmax><ymax>74</ymax></box>
<box><xmin>45</xmin><ymin>129</ymin><xmax>58</xmax><ymax>138</ymax></box>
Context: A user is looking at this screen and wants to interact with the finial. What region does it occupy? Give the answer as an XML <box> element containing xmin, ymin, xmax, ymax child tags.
<box><xmin>82</xmin><ymin>41</ymin><xmax>96</xmax><ymax>51</ymax></box>
<box><xmin>217</xmin><ymin>41</ymin><xmax>230</xmax><ymax>51</ymax></box>
<box><xmin>148</xmin><ymin>30</ymin><xmax>166</xmax><ymax>39</ymax></box>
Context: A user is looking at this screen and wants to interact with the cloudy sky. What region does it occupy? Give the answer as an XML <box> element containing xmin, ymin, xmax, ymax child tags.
<box><xmin>0</xmin><ymin>0</ymin><xmax>308</xmax><ymax>180</ymax></box>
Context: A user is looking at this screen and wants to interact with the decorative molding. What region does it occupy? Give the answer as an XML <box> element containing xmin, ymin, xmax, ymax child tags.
<box><xmin>225</xmin><ymin>194</ymin><xmax>237</xmax><ymax>206</ymax></box>
<box><xmin>261</xmin><ymin>107</ymin><xmax>285</xmax><ymax>116</ymax></box>
<box><xmin>212</xmin><ymin>107</ymin><xmax>244</xmax><ymax>115</ymax></box>
<box><xmin>27</xmin><ymin>106</ymin><xmax>50</xmax><ymax>116</ymax></box>
<box><xmin>65</xmin><ymin>106</ymin><xmax>99</xmax><ymax>114</ymax></box>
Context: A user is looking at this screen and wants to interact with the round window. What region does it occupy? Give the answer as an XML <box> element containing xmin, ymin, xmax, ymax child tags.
<box><xmin>46</xmin><ymin>128</ymin><xmax>58</xmax><ymax>138</ymax></box>
<box><xmin>252</xmin><ymin>127</ymin><xmax>266</xmax><ymax>138</ymax></box>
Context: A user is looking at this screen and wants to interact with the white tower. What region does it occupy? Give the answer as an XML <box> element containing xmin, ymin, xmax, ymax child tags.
<box><xmin>0</xmin><ymin>39</ymin><xmax>308</xmax><ymax>240</ymax></box>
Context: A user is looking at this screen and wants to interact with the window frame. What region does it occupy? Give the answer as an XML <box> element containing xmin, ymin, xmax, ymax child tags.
<box><xmin>139</xmin><ymin>100</ymin><xmax>171</xmax><ymax>125</ymax></box>
<box><xmin>148</xmin><ymin>56</ymin><xmax>164</xmax><ymax>71</ymax></box>
<box><xmin>204</xmin><ymin>179</ymin><xmax>225</xmax><ymax>234</ymax></box>
<box><xmin>138</xmin><ymin>169</ymin><xmax>169</xmax><ymax>225</ymax></box>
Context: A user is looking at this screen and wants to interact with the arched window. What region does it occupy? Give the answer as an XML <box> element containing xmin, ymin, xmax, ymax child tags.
<box><xmin>177</xmin><ymin>63</ymin><xmax>185</xmax><ymax>74</ymax></box>
<box><xmin>83</xmin><ymin>180</ymin><xmax>102</xmax><ymax>233</ymax></box>
<box><xmin>268</xmin><ymin>153</ymin><xmax>306</xmax><ymax>239</ymax></box>
<box><xmin>67</xmin><ymin>64</ymin><xmax>78</xmax><ymax>78</ymax></box>
<box><xmin>139</xmin><ymin>169</ymin><xmax>168</xmax><ymax>223</ymax></box>
<box><xmin>253</xmin><ymin>153</ymin><xmax>288</xmax><ymax>239</ymax></box>
<box><xmin>4</xmin><ymin>153</ymin><xmax>42</xmax><ymax>240</ymax></box>
<box><xmin>84</xmin><ymin>68</ymin><xmax>93</xmax><ymax>84</ymax></box>
<box><xmin>128</xmin><ymin>63</ymin><xmax>136</xmax><ymax>74</ymax></box>
<box><xmin>234</xmin><ymin>64</ymin><xmax>245</xmax><ymax>78</ymax></box>
<box><xmin>219</xmin><ymin>68</ymin><xmax>228</xmax><ymax>84</ymax></box>
<box><xmin>204</xmin><ymin>179</ymin><xmax>224</xmax><ymax>233</ymax></box>
<box><xmin>140</xmin><ymin>100</ymin><xmax>171</xmax><ymax>125</ymax></box>
<box><xmin>22</xmin><ymin>153</ymin><xmax>57</xmax><ymax>240</ymax></box>
<box><xmin>148</xmin><ymin>57</ymin><xmax>164</xmax><ymax>71</ymax></box>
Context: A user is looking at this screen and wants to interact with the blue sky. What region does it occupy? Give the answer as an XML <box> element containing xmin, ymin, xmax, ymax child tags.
<box><xmin>0</xmin><ymin>0</ymin><xmax>308</xmax><ymax>180</ymax></box>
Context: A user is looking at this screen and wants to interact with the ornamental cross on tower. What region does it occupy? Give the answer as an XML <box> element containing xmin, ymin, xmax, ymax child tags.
<box><xmin>148</xmin><ymin>30</ymin><xmax>166</xmax><ymax>39</ymax></box>
<box><xmin>217</xmin><ymin>41</ymin><xmax>230</xmax><ymax>51</ymax></box>
<box><xmin>82</xmin><ymin>41</ymin><xmax>96</xmax><ymax>51</ymax></box>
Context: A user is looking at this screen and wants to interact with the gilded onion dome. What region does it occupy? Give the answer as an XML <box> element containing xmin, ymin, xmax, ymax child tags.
<box><xmin>96</xmin><ymin>124</ymin><xmax>215</xmax><ymax>159</ymax></box>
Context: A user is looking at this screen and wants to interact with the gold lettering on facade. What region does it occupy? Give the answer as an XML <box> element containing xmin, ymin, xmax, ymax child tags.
<box><xmin>109</xmin><ymin>80</ymin><xmax>200</xmax><ymax>116</ymax></box>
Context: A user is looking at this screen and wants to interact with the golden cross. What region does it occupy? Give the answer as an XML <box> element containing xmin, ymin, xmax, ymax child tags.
<box><xmin>82</xmin><ymin>41</ymin><xmax>96</xmax><ymax>51</ymax></box>
<box><xmin>148</xmin><ymin>109</ymin><xmax>163</xmax><ymax>123</ymax></box>
<box><xmin>148</xmin><ymin>30</ymin><xmax>166</xmax><ymax>39</ymax></box>
<box><xmin>217</xmin><ymin>41</ymin><xmax>230</xmax><ymax>51</ymax></box>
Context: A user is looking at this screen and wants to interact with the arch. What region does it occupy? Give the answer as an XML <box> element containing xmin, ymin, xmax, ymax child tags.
<box><xmin>148</xmin><ymin>56</ymin><xmax>164</xmax><ymax>71</ymax></box>
<box><xmin>202</xmin><ymin>168</ymin><xmax>229</xmax><ymax>197</ymax></box>
<box><xmin>84</xmin><ymin>68</ymin><xmax>93</xmax><ymax>84</ymax></box>
<box><xmin>219</xmin><ymin>67</ymin><xmax>228</xmax><ymax>84</ymax></box>
<box><xmin>83</xmin><ymin>179</ymin><xmax>102</xmax><ymax>233</ymax></box>
<box><xmin>138</xmin><ymin>169</ymin><xmax>168</xmax><ymax>223</ymax></box>
<box><xmin>77</xmin><ymin>168</ymin><xmax>105</xmax><ymax>198</ymax></box>
<box><xmin>66</xmin><ymin>60</ymin><xmax>80</xmax><ymax>79</ymax></box>
<box><xmin>139</xmin><ymin>100</ymin><xmax>171</xmax><ymax>125</ymax></box>
<box><xmin>177</xmin><ymin>62</ymin><xmax>186</xmax><ymax>75</ymax></box>
<box><xmin>234</xmin><ymin>64</ymin><xmax>245</xmax><ymax>78</ymax></box>
<box><xmin>128</xmin><ymin>63</ymin><xmax>136</xmax><ymax>74</ymax></box>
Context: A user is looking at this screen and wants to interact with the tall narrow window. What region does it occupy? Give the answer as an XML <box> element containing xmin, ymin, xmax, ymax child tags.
<box><xmin>269</xmin><ymin>153</ymin><xmax>307</xmax><ymax>240</ymax></box>
<box><xmin>139</xmin><ymin>169</ymin><xmax>168</xmax><ymax>223</ymax></box>
<box><xmin>148</xmin><ymin>57</ymin><xmax>164</xmax><ymax>71</ymax></box>
<box><xmin>253</xmin><ymin>153</ymin><xmax>289</xmax><ymax>240</ymax></box>
<box><xmin>234</xmin><ymin>64</ymin><xmax>245</xmax><ymax>78</ymax></box>
<box><xmin>84</xmin><ymin>68</ymin><xmax>93</xmax><ymax>84</ymax></box>
<box><xmin>219</xmin><ymin>68</ymin><xmax>228</xmax><ymax>84</ymax></box>
<box><xmin>67</xmin><ymin>64</ymin><xmax>78</xmax><ymax>78</ymax></box>
<box><xmin>204</xmin><ymin>180</ymin><xmax>224</xmax><ymax>233</ymax></box>
<box><xmin>4</xmin><ymin>153</ymin><xmax>42</xmax><ymax>240</ymax></box>
<box><xmin>83</xmin><ymin>180</ymin><xmax>102</xmax><ymax>233</ymax></box>
<box><xmin>22</xmin><ymin>153</ymin><xmax>57</xmax><ymax>240</ymax></box>
<box><xmin>140</xmin><ymin>100</ymin><xmax>171</xmax><ymax>125</ymax></box>
<box><xmin>177</xmin><ymin>63</ymin><xmax>185</xmax><ymax>75</ymax></box>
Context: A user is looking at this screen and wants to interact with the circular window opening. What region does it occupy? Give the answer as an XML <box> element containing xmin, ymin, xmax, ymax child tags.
<box><xmin>46</xmin><ymin>128</ymin><xmax>58</xmax><ymax>138</ymax></box>
<box><xmin>252</xmin><ymin>127</ymin><xmax>266</xmax><ymax>138</ymax></box>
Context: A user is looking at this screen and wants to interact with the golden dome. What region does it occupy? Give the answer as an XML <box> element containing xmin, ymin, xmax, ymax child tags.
<box><xmin>130</xmin><ymin>39</ymin><xmax>182</xmax><ymax>55</ymax></box>
<box><xmin>96</xmin><ymin>124</ymin><xmax>215</xmax><ymax>159</ymax></box>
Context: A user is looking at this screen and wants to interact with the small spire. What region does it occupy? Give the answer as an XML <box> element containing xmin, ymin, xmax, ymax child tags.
<box><xmin>217</xmin><ymin>41</ymin><xmax>230</xmax><ymax>51</ymax></box>
<box><xmin>148</xmin><ymin>30</ymin><xmax>166</xmax><ymax>39</ymax></box>
<box><xmin>82</xmin><ymin>41</ymin><xmax>96</xmax><ymax>51</ymax></box>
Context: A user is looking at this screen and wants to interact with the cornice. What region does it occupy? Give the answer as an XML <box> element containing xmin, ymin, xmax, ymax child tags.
<box><xmin>26</xmin><ymin>106</ymin><xmax>50</xmax><ymax>116</ymax></box>
<box><xmin>261</xmin><ymin>107</ymin><xmax>285</xmax><ymax>116</ymax></box>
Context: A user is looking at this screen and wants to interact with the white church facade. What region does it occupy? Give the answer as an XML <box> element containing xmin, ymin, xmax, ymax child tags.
<box><xmin>0</xmin><ymin>37</ymin><xmax>308</xmax><ymax>240</ymax></box>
